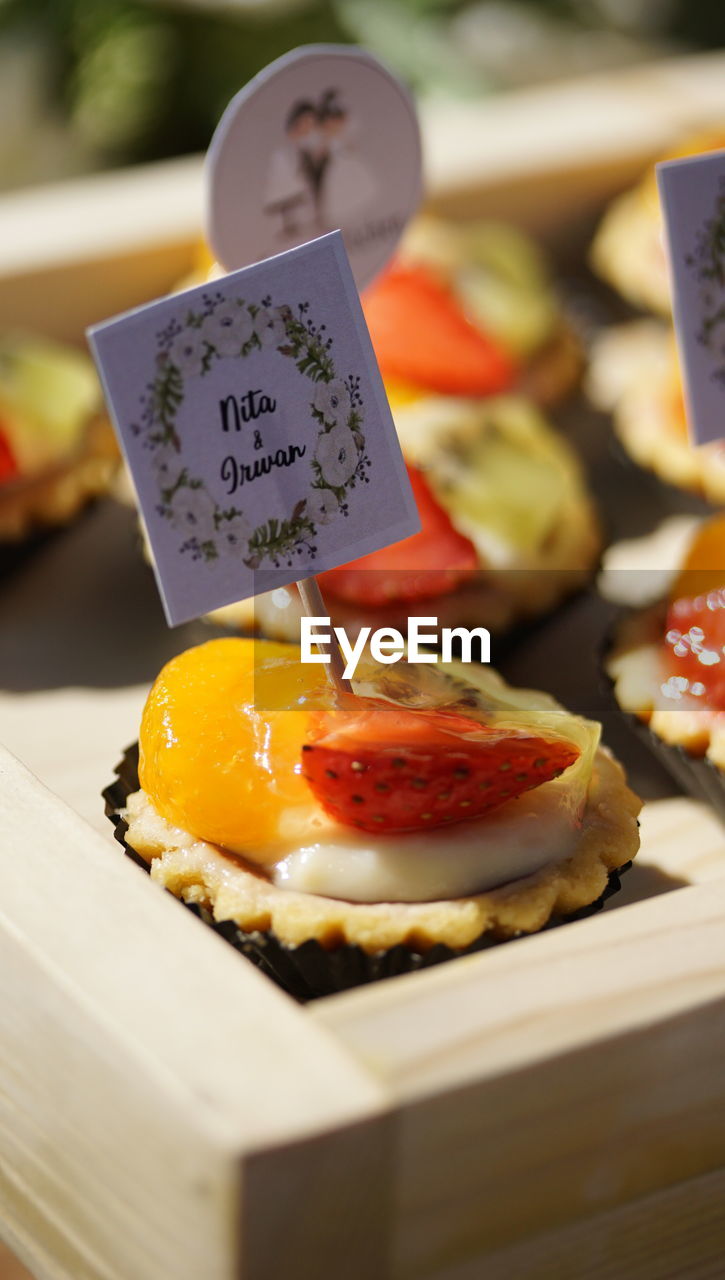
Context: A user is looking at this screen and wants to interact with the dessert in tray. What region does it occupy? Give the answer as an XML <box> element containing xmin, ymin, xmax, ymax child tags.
<box><xmin>363</xmin><ymin>215</ymin><xmax>582</xmax><ymax>407</ymax></box>
<box><xmin>210</xmin><ymin>394</ymin><xmax>601</xmax><ymax>639</ymax></box>
<box><xmin>606</xmin><ymin>514</ymin><xmax>725</xmax><ymax>821</ymax></box>
<box><xmin>589</xmin><ymin>131</ymin><xmax>725</xmax><ymax>502</ymax></box>
<box><xmin>0</xmin><ymin>333</ymin><xmax>118</xmax><ymax>541</ymax></box>
<box><xmin>106</xmin><ymin>637</ymin><xmax>641</xmax><ymax>999</ymax></box>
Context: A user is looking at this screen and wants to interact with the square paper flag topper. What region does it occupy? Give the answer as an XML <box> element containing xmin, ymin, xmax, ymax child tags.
<box><xmin>658</xmin><ymin>149</ymin><xmax>725</xmax><ymax>446</ymax></box>
<box><xmin>88</xmin><ymin>232</ymin><xmax>419</xmax><ymax>626</ymax></box>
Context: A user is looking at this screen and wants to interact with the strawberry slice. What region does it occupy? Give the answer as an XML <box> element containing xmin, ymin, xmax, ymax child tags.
<box><xmin>362</xmin><ymin>262</ymin><xmax>517</xmax><ymax>396</ymax></box>
<box><xmin>301</xmin><ymin>701</ymin><xmax>580</xmax><ymax>834</ymax></box>
<box><xmin>0</xmin><ymin>424</ymin><xmax>18</xmax><ymax>484</ymax></box>
<box><xmin>664</xmin><ymin>591</ymin><xmax>725</xmax><ymax>709</ymax></box>
<box><xmin>318</xmin><ymin>464</ymin><xmax>478</xmax><ymax>605</ymax></box>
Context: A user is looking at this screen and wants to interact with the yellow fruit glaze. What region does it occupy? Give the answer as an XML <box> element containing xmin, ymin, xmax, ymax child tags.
<box><xmin>670</xmin><ymin>514</ymin><xmax>725</xmax><ymax>603</ymax></box>
<box><xmin>383</xmin><ymin>377</ymin><xmax>426</xmax><ymax>410</ymax></box>
<box><xmin>139</xmin><ymin>638</ymin><xmax>332</xmax><ymax>862</ymax></box>
<box><xmin>639</xmin><ymin>131</ymin><xmax>725</xmax><ymax>213</ymax></box>
<box><xmin>666</xmin><ymin>364</ymin><xmax>689</xmax><ymax>443</ymax></box>
<box><xmin>193</xmin><ymin>239</ymin><xmax>217</xmax><ymax>275</ymax></box>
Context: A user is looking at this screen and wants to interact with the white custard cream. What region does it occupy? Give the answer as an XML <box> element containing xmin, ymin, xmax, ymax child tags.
<box><xmin>223</xmin><ymin>663</ymin><xmax>599</xmax><ymax>905</ymax></box>
<box><xmin>270</xmin><ymin>773</ymin><xmax>581</xmax><ymax>902</ymax></box>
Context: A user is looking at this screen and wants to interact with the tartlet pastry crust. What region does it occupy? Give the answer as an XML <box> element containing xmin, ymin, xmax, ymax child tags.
<box><xmin>0</xmin><ymin>415</ymin><xmax>118</xmax><ymax>541</ymax></box>
<box><xmin>122</xmin><ymin>747</ymin><xmax>640</xmax><ymax>954</ymax></box>
<box><xmin>588</xmin><ymin>322</ymin><xmax>725</xmax><ymax>503</ymax></box>
<box><xmin>590</xmin><ymin>187</ymin><xmax>669</xmax><ymax>316</ymax></box>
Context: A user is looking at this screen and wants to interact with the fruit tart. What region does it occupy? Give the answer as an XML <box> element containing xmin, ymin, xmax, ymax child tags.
<box><xmin>210</xmin><ymin>395</ymin><xmax>601</xmax><ymax>640</ymax></box>
<box><xmin>181</xmin><ymin>215</ymin><xmax>580</xmax><ymax>407</ymax></box>
<box><xmin>591</xmin><ymin>130</ymin><xmax>725</xmax><ymax>317</ymax></box>
<box><xmin>0</xmin><ymin>333</ymin><xmax>118</xmax><ymax>541</ymax></box>
<box><xmin>363</xmin><ymin>214</ymin><xmax>581</xmax><ymax>407</ymax></box>
<box><xmin>606</xmin><ymin>513</ymin><xmax>725</xmax><ymax>820</ymax></box>
<box><xmin>588</xmin><ymin>321</ymin><xmax>725</xmax><ymax>503</ymax></box>
<box><xmin>105</xmin><ymin>637</ymin><xmax>640</xmax><ymax>999</ymax></box>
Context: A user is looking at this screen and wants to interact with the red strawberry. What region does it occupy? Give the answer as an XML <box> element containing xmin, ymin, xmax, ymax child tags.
<box><xmin>301</xmin><ymin>701</ymin><xmax>579</xmax><ymax>834</ymax></box>
<box><xmin>318</xmin><ymin>464</ymin><xmax>478</xmax><ymax>605</ymax></box>
<box><xmin>0</xmin><ymin>424</ymin><xmax>18</xmax><ymax>484</ymax></box>
<box><xmin>362</xmin><ymin>262</ymin><xmax>517</xmax><ymax>396</ymax></box>
<box><xmin>664</xmin><ymin>590</ymin><xmax>725</xmax><ymax>709</ymax></box>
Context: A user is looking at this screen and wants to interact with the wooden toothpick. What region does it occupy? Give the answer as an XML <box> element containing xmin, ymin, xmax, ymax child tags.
<box><xmin>296</xmin><ymin>577</ymin><xmax>354</xmax><ymax>696</ymax></box>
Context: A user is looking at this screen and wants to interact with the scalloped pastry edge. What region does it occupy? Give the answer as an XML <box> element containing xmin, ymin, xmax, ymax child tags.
<box><xmin>122</xmin><ymin>747</ymin><xmax>640</xmax><ymax>953</ymax></box>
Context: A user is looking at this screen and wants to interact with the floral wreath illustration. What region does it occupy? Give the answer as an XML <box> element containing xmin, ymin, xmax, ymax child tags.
<box><xmin>133</xmin><ymin>289</ymin><xmax>370</xmax><ymax>567</ymax></box>
<box><xmin>686</xmin><ymin>175</ymin><xmax>725</xmax><ymax>387</ymax></box>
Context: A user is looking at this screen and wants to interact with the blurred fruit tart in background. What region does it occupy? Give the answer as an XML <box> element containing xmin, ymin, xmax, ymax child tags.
<box><xmin>106</xmin><ymin>638</ymin><xmax>641</xmax><ymax>998</ymax></box>
<box><xmin>183</xmin><ymin>214</ymin><xmax>582</xmax><ymax>408</ymax></box>
<box><xmin>365</xmin><ymin>214</ymin><xmax>582</xmax><ymax>407</ymax></box>
<box><xmin>588</xmin><ymin>321</ymin><xmax>725</xmax><ymax>503</ymax></box>
<box><xmin>0</xmin><ymin>333</ymin><xmax>118</xmax><ymax>541</ymax></box>
<box><xmin>590</xmin><ymin>130</ymin><xmax>725</xmax><ymax>316</ymax></box>
<box><xmin>606</xmin><ymin>513</ymin><xmax>725</xmax><ymax>821</ymax></box>
<box><xmin>210</xmin><ymin>395</ymin><xmax>601</xmax><ymax>641</ymax></box>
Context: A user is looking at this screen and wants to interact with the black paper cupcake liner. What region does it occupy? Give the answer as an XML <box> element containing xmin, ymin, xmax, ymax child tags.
<box><xmin>103</xmin><ymin>744</ymin><xmax>630</xmax><ymax>1001</ymax></box>
<box><xmin>603</xmin><ymin>616</ymin><xmax>725</xmax><ymax>825</ymax></box>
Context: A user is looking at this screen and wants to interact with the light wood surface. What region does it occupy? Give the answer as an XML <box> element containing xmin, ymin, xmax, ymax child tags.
<box><xmin>313</xmin><ymin>877</ymin><xmax>725</xmax><ymax>1276</ymax></box>
<box><xmin>314</xmin><ymin>863</ymin><xmax>725</xmax><ymax>1095</ymax></box>
<box><xmin>0</xmin><ymin>686</ymin><xmax>146</xmax><ymax>835</ymax></box>
<box><xmin>3</xmin><ymin>727</ymin><xmax>725</xmax><ymax>1279</ymax></box>
<box><xmin>427</xmin><ymin>1166</ymin><xmax>725</xmax><ymax>1280</ymax></box>
<box><xmin>0</xmin><ymin>1242</ymin><xmax>32</xmax><ymax>1280</ymax></box>
<box><xmin>2</xmin><ymin>674</ymin><xmax>725</xmax><ymax>1280</ymax></box>
<box><xmin>0</xmin><ymin>745</ymin><xmax>389</xmax><ymax>1280</ymax></box>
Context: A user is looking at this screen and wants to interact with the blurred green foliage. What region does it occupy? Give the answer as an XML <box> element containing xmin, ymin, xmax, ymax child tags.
<box><xmin>0</xmin><ymin>0</ymin><xmax>348</xmax><ymax>164</ymax></box>
<box><xmin>0</xmin><ymin>0</ymin><xmax>723</xmax><ymax>178</ymax></box>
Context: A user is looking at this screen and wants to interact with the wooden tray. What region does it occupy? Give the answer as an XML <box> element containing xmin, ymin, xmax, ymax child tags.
<box><xmin>3</xmin><ymin>52</ymin><xmax>725</xmax><ymax>1280</ymax></box>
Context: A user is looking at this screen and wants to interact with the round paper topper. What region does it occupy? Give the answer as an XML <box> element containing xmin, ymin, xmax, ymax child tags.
<box><xmin>206</xmin><ymin>44</ymin><xmax>422</xmax><ymax>291</ymax></box>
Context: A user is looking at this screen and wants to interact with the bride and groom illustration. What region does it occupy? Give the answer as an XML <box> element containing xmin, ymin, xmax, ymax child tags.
<box><xmin>265</xmin><ymin>89</ymin><xmax>377</xmax><ymax>239</ymax></box>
